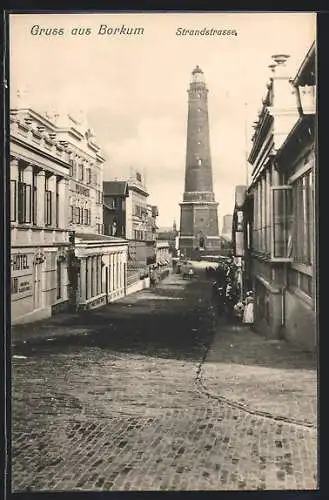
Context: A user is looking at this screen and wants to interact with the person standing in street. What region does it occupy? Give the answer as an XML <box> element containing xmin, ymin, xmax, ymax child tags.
<box><xmin>242</xmin><ymin>291</ymin><xmax>255</xmax><ymax>327</ymax></box>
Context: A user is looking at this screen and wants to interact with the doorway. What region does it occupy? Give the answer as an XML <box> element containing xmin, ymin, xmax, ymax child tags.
<box><xmin>33</xmin><ymin>262</ymin><xmax>42</xmax><ymax>310</ymax></box>
<box><xmin>105</xmin><ymin>266</ymin><xmax>109</xmax><ymax>303</ymax></box>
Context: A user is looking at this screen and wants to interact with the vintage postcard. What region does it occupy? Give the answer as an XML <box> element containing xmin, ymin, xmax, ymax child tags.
<box><xmin>8</xmin><ymin>11</ymin><xmax>317</xmax><ymax>492</ymax></box>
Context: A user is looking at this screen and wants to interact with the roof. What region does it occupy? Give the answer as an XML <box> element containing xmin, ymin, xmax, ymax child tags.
<box><xmin>75</xmin><ymin>232</ymin><xmax>127</xmax><ymax>244</ymax></box>
<box><xmin>293</xmin><ymin>41</ymin><xmax>316</xmax><ymax>87</ymax></box>
<box><xmin>192</xmin><ymin>65</ymin><xmax>203</xmax><ymax>74</ymax></box>
<box><xmin>103</xmin><ymin>181</ymin><xmax>129</xmax><ymax>196</ymax></box>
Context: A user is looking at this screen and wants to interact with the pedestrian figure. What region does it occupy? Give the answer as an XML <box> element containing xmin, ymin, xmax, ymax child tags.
<box><xmin>234</xmin><ymin>301</ymin><xmax>245</xmax><ymax>322</ymax></box>
<box><xmin>188</xmin><ymin>268</ymin><xmax>194</xmax><ymax>280</ymax></box>
<box><xmin>225</xmin><ymin>282</ymin><xmax>239</xmax><ymax>323</ymax></box>
<box><xmin>150</xmin><ymin>268</ymin><xmax>157</xmax><ymax>288</ymax></box>
<box><xmin>243</xmin><ymin>291</ymin><xmax>254</xmax><ymax>326</ymax></box>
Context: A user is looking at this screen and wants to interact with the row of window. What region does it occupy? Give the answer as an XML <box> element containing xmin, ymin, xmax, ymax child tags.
<box><xmin>292</xmin><ymin>171</ymin><xmax>313</xmax><ymax>266</ymax></box>
<box><xmin>252</xmin><ymin>168</ymin><xmax>272</xmax><ymax>255</ymax></box>
<box><xmin>11</xmin><ymin>179</ymin><xmax>59</xmax><ymax>227</ymax></box>
<box><xmin>69</xmin><ymin>160</ymin><xmax>100</xmax><ymax>187</ymax></box>
<box><xmin>69</xmin><ymin>206</ymin><xmax>90</xmax><ymax>225</ymax></box>
<box><xmin>251</xmin><ymin>165</ymin><xmax>313</xmax><ymax>266</ymax></box>
<box><xmin>287</xmin><ymin>268</ymin><xmax>312</xmax><ymax>297</ymax></box>
<box><xmin>134</xmin><ymin>204</ymin><xmax>147</xmax><ymax>217</ymax></box>
<box><xmin>85</xmin><ymin>255</ymin><xmax>103</xmax><ymax>300</ymax></box>
<box><xmin>96</xmin><ymin>190</ymin><xmax>103</xmax><ymax>205</ymax></box>
<box><xmin>134</xmin><ymin>230</ymin><xmax>146</xmax><ymax>240</ymax></box>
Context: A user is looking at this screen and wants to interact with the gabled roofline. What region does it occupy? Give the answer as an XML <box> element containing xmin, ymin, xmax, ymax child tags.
<box><xmin>293</xmin><ymin>41</ymin><xmax>316</xmax><ymax>86</ymax></box>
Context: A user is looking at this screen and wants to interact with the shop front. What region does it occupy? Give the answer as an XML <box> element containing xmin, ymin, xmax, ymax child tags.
<box><xmin>11</xmin><ymin>243</ymin><xmax>70</xmax><ymax>324</ymax></box>
<box><xmin>73</xmin><ymin>233</ymin><xmax>128</xmax><ymax>310</ymax></box>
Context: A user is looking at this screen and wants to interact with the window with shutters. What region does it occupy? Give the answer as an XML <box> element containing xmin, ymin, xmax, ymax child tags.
<box><xmin>18</xmin><ymin>182</ymin><xmax>32</xmax><ymax>224</ymax></box>
<box><xmin>271</xmin><ymin>186</ymin><xmax>293</xmax><ymax>260</ymax></box>
<box><xmin>72</xmin><ymin>161</ymin><xmax>77</xmax><ymax>180</ymax></box>
<box><xmin>45</xmin><ymin>190</ymin><xmax>52</xmax><ymax>226</ymax></box>
<box><xmin>75</xmin><ymin>206</ymin><xmax>80</xmax><ymax>224</ymax></box>
<box><xmin>292</xmin><ymin>170</ymin><xmax>313</xmax><ymax>265</ymax></box>
<box><xmin>56</xmin><ymin>180</ymin><xmax>60</xmax><ymax>227</ymax></box>
<box><xmin>79</xmin><ymin>164</ymin><xmax>84</xmax><ymax>182</ymax></box>
<box><xmin>32</xmin><ymin>170</ymin><xmax>37</xmax><ymax>225</ymax></box>
<box><xmin>10</xmin><ymin>180</ymin><xmax>17</xmax><ymax>222</ymax></box>
<box><xmin>69</xmin><ymin>158</ymin><xmax>74</xmax><ymax>177</ymax></box>
<box><xmin>84</xmin><ymin>208</ymin><xmax>89</xmax><ymax>225</ymax></box>
<box><xmin>69</xmin><ymin>205</ymin><xmax>74</xmax><ymax>223</ymax></box>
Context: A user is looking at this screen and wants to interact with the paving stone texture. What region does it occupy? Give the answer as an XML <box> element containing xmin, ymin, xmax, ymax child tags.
<box><xmin>11</xmin><ymin>272</ymin><xmax>318</xmax><ymax>491</ymax></box>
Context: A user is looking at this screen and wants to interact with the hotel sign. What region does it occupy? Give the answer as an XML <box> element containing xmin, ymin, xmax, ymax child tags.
<box><xmin>11</xmin><ymin>253</ymin><xmax>33</xmax><ymax>276</ymax></box>
<box><xmin>11</xmin><ymin>276</ymin><xmax>32</xmax><ymax>297</ymax></box>
<box><xmin>11</xmin><ymin>253</ymin><xmax>33</xmax><ymax>299</ymax></box>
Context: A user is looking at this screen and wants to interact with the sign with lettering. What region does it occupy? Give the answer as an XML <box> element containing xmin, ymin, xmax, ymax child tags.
<box><xmin>76</xmin><ymin>184</ymin><xmax>90</xmax><ymax>197</ymax></box>
<box><xmin>11</xmin><ymin>253</ymin><xmax>33</xmax><ymax>277</ymax></box>
<box><xmin>11</xmin><ymin>276</ymin><xmax>33</xmax><ymax>299</ymax></box>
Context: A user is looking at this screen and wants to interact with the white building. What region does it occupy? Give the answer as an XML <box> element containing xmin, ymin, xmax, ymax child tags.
<box><xmin>10</xmin><ymin>98</ymin><xmax>129</xmax><ymax>322</ymax></box>
<box><xmin>10</xmin><ymin>105</ymin><xmax>71</xmax><ymax>324</ymax></box>
<box><xmin>74</xmin><ymin>233</ymin><xmax>128</xmax><ymax>309</ymax></box>
<box><xmin>48</xmin><ymin>111</ymin><xmax>105</xmax><ymax>235</ymax></box>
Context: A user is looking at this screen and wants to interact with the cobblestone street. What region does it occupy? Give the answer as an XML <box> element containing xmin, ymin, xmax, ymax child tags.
<box><xmin>11</xmin><ymin>273</ymin><xmax>318</xmax><ymax>491</ymax></box>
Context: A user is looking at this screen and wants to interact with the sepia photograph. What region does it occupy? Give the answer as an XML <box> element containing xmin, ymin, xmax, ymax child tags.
<box><xmin>8</xmin><ymin>11</ymin><xmax>317</xmax><ymax>492</ymax></box>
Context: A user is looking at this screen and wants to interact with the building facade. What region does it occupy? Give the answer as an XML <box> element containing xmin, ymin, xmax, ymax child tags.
<box><xmin>103</xmin><ymin>181</ymin><xmax>129</xmax><ymax>238</ymax></box>
<box><xmin>52</xmin><ymin>112</ymin><xmax>105</xmax><ymax>236</ymax></box>
<box><xmin>157</xmin><ymin>221</ymin><xmax>179</xmax><ymax>257</ymax></box>
<box><xmin>10</xmin><ymin>105</ymin><xmax>71</xmax><ymax>324</ymax></box>
<box><xmin>222</xmin><ymin>214</ymin><xmax>233</xmax><ymax>239</ymax></box>
<box><xmin>242</xmin><ymin>43</ymin><xmax>316</xmax><ymax>351</ymax></box>
<box><xmin>10</xmin><ymin>98</ymin><xmax>129</xmax><ymax>322</ymax></box>
<box><xmin>73</xmin><ymin>233</ymin><xmax>128</xmax><ymax>309</ymax></box>
<box><xmin>179</xmin><ymin>65</ymin><xmax>221</xmax><ymax>259</ymax></box>
<box><xmin>103</xmin><ymin>172</ymin><xmax>158</xmax><ymax>267</ymax></box>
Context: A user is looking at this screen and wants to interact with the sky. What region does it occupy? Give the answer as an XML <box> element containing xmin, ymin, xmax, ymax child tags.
<box><xmin>9</xmin><ymin>12</ymin><xmax>316</xmax><ymax>229</ymax></box>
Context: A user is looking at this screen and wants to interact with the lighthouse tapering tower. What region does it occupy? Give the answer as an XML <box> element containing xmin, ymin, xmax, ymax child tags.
<box><xmin>179</xmin><ymin>65</ymin><xmax>220</xmax><ymax>259</ymax></box>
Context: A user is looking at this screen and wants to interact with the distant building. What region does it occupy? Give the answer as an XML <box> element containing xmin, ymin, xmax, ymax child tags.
<box><xmin>222</xmin><ymin>214</ymin><xmax>233</xmax><ymax>238</ymax></box>
<box><xmin>240</xmin><ymin>42</ymin><xmax>316</xmax><ymax>352</ymax></box>
<box><xmin>103</xmin><ymin>171</ymin><xmax>159</xmax><ymax>279</ymax></box>
<box><xmin>155</xmin><ymin>241</ymin><xmax>171</xmax><ymax>266</ymax></box>
<box><xmin>157</xmin><ymin>221</ymin><xmax>178</xmax><ymax>256</ymax></box>
<box><xmin>103</xmin><ymin>181</ymin><xmax>129</xmax><ymax>238</ymax></box>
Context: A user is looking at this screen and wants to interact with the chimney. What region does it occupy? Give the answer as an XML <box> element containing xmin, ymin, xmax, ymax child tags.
<box><xmin>271</xmin><ymin>54</ymin><xmax>290</xmax><ymax>78</ymax></box>
<box><xmin>270</xmin><ymin>53</ymin><xmax>299</xmax><ymax>150</ymax></box>
<box><xmin>235</xmin><ymin>186</ymin><xmax>247</xmax><ymax>208</ymax></box>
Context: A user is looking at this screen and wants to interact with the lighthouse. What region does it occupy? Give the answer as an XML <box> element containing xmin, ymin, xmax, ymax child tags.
<box><xmin>179</xmin><ymin>65</ymin><xmax>220</xmax><ymax>259</ymax></box>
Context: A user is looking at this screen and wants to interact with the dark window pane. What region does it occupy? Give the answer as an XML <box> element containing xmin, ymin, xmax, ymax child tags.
<box><xmin>10</xmin><ymin>180</ymin><xmax>17</xmax><ymax>222</ymax></box>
